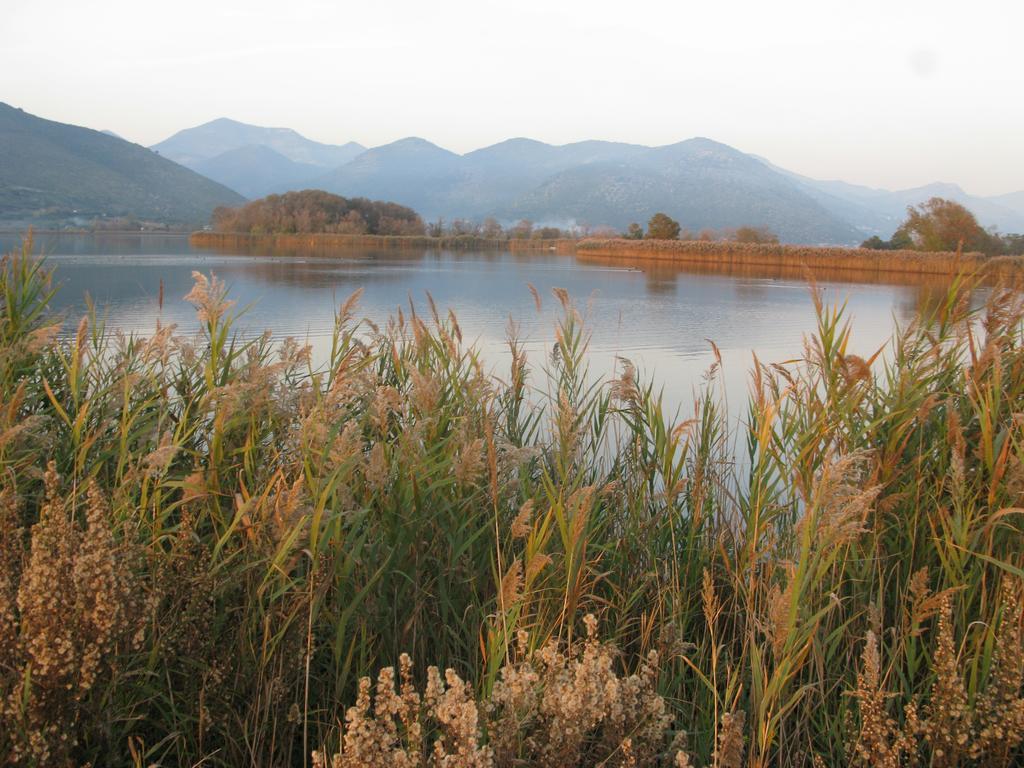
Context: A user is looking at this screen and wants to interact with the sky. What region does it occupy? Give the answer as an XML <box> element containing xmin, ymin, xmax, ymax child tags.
<box><xmin>1</xmin><ymin>0</ymin><xmax>1021</xmax><ymax>196</ymax></box>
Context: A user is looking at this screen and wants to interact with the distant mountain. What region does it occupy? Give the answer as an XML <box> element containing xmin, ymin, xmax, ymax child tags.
<box><xmin>192</xmin><ymin>145</ymin><xmax>324</xmax><ymax>199</ymax></box>
<box><xmin>871</xmin><ymin>183</ymin><xmax>1024</xmax><ymax>234</ymax></box>
<box><xmin>42</xmin><ymin>108</ymin><xmax>1020</xmax><ymax>242</ymax></box>
<box><xmin>458</xmin><ymin>138</ymin><xmax>649</xmax><ymax>213</ymax></box>
<box><xmin>0</xmin><ymin>103</ymin><xmax>244</xmax><ymax>225</ymax></box>
<box><xmin>311</xmin><ymin>136</ymin><xmax>861</xmax><ymax>243</ymax></box>
<box><xmin>760</xmin><ymin>160</ymin><xmax>1024</xmax><ymax>237</ymax></box>
<box><xmin>992</xmin><ymin>191</ymin><xmax>1024</xmax><ymax>217</ymax></box>
<box><xmin>312</xmin><ymin>137</ymin><xmax>469</xmax><ymax>217</ymax></box>
<box><xmin>151</xmin><ymin>118</ymin><xmax>365</xmax><ymax>197</ymax></box>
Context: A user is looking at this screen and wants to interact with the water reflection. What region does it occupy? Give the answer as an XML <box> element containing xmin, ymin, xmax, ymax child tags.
<box><xmin>1</xmin><ymin>232</ymin><xmax>980</xmax><ymax>421</ymax></box>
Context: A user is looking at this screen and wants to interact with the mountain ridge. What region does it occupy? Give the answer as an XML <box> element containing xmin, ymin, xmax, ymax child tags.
<box><xmin>7</xmin><ymin>105</ymin><xmax>1020</xmax><ymax>241</ymax></box>
<box><xmin>0</xmin><ymin>103</ymin><xmax>244</xmax><ymax>225</ymax></box>
<box><xmin>150</xmin><ymin>118</ymin><xmax>365</xmax><ymax>198</ymax></box>
<box><xmin>305</xmin><ymin>135</ymin><xmax>863</xmax><ymax>243</ymax></box>
<box><xmin>147</xmin><ymin>119</ymin><xmax>1022</xmax><ymax>243</ymax></box>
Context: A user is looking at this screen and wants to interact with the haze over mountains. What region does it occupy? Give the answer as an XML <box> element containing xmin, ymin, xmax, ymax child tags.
<box><xmin>148</xmin><ymin>117</ymin><xmax>1024</xmax><ymax>244</ymax></box>
<box><xmin>151</xmin><ymin>118</ymin><xmax>365</xmax><ymax>199</ymax></box>
<box><xmin>2</xmin><ymin>104</ymin><xmax>1022</xmax><ymax>243</ymax></box>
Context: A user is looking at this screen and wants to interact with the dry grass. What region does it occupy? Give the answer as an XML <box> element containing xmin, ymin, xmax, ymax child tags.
<box><xmin>1</xmin><ymin>233</ymin><xmax>1023</xmax><ymax>766</ymax></box>
<box><xmin>577</xmin><ymin>237</ymin><xmax>1024</xmax><ymax>278</ymax></box>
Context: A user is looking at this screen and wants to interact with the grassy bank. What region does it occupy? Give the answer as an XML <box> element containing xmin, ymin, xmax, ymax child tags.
<box><xmin>2</xmin><ymin>238</ymin><xmax>1024</xmax><ymax>767</ymax></box>
<box><xmin>190</xmin><ymin>231</ymin><xmax>578</xmax><ymax>254</ymax></box>
<box><xmin>577</xmin><ymin>237</ymin><xmax>1024</xmax><ymax>278</ymax></box>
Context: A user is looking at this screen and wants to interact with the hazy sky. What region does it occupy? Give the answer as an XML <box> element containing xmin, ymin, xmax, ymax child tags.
<box><xmin>2</xmin><ymin>0</ymin><xmax>1021</xmax><ymax>195</ymax></box>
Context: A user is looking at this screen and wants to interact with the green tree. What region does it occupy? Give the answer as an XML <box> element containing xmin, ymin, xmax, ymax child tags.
<box><xmin>861</xmin><ymin>230</ymin><xmax>914</xmax><ymax>251</ymax></box>
<box><xmin>1001</xmin><ymin>233</ymin><xmax>1024</xmax><ymax>255</ymax></box>
<box><xmin>624</xmin><ymin>222</ymin><xmax>644</xmax><ymax>240</ymax></box>
<box><xmin>645</xmin><ymin>213</ymin><xmax>680</xmax><ymax>240</ymax></box>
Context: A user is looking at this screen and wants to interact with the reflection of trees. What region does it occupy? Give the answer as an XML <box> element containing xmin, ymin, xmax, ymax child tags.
<box><xmin>643</xmin><ymin>268</ymin><xmax>678</xmax><ymax>295</ymax></box>
<box><xmin>2</xmin><ymin>232</ymin><xmax>195</xmax><ymax>257</ymax></box>
<box><xmin>894</xmin><ymin>283</ymin><xmax>982</xmax><ymax>324</ymax></box>
<box><xmin>226</xmin><ymin>258</ymin><xmax>414</xmax><ymax>291</ymax></box>
<box><xmin>575</xmin><ymin>251</ymin><xmax>972</xmax><ymax>293</ymax></box>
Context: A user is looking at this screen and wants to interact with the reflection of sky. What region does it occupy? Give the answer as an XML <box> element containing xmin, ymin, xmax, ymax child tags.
<box><xmin>4</xmin><ymin>233</ymin><xmax>954</xmax><ymax>424</ymax></box>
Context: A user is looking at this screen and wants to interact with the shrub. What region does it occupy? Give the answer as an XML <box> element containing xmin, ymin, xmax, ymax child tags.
<box><xmin>315</xmin><ymin>617</ymin><xmax>687</xmax><ymax>767</ymax></box>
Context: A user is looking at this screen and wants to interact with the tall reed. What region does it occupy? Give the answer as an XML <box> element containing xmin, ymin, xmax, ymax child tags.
<box><xmin>0</xmin><ymin>237</ymin><xmax>1022</xmax><ymax>766</ymax></box>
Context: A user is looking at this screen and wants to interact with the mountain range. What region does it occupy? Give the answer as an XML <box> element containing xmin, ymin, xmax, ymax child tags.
<box><xmin>150</xmin><ymin>118</ymin><xmax>365</xmax><ymax>199</ymax></box>
<box><xmin>1</xmin><ymin>103</ymin><xmax>1021</xmax><ymax>243</ymax></box>
<box><xmin>0</xmin><ymin>103</ymin><xmax>243</xmax><ymax>225</ymax></box>
<box><xmin>148</xmin><ymin>118</ymin><xmax>1024</xmax><ymax>244</ymax></box>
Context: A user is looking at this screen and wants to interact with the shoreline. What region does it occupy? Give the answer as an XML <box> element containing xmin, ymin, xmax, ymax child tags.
<box><xmin>190</xmin><ymin>231</ymin><xmax>578</xmax><ymax>253</ymax></box>
<box><xmin>0</xmin><ymin>228</ymin><xmax>194</xmax><ymax>236</ymax></box>
<box><xmin>189</xmin><ymin>232</ymin><xmax>1024</xmax><ymax>280</ymax></box>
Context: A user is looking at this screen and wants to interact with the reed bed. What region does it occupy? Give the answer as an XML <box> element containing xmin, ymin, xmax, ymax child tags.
<box><xmin>573</xmin><ymin>251</ymin><xmax>993</xmax><ymax>291</ymax></box>
<box><xmin>577</xmin><ymin>238</ymin><xmax>1024</xmax><ymax>278</ymax></box>
<box><xmin>191</xmin><ymin>231</ymin><xmax>578</xmax><ymax>254</ymax></box>
<box><xmin>1</xmin><ymin>236</ymin><xmax>1024</xmax><ymax>767</ymax></box>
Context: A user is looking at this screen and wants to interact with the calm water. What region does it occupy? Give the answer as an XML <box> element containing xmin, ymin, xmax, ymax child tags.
<box><xmin>2</xmin><ymin>232</ymin><xmax>956</xmax><ymax>421</ymax></box>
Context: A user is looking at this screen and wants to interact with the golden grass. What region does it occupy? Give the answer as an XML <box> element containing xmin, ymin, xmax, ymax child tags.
<box><xmin>576</xmin><ymin>237</ymin><xmax>1024</xmax><ymax>278</ymax></box>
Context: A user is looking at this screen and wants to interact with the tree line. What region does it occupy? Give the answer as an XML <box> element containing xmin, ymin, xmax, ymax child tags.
<box><xmin>621</xmin><ymin>201</ymin><xmax>1024</xmax><ymax>254</ymax></box>
<box><xmin>425</xmin><ymin>217</ymin><xmax>591</xmax><ymax>240</ymax></box>
<box><xmin>211</xmin><ymin>193</ymin><xmax>1023</xmax><ymax>254</ymax></box>
<box><xmin>622</xmin><ymin>212</ymin><xmax>781</xmax><ymax>243</ymax></box>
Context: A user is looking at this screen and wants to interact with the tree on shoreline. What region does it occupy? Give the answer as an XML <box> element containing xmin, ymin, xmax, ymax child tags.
<box><xmin>646</xmin><ymin>212</ymin><xmax>680</xmax><ymax>240</ymax></box>
<box><xmin>860</xmin><ymin>197</ymin><xmax>1022</xmax><ymax>254</ymax></box>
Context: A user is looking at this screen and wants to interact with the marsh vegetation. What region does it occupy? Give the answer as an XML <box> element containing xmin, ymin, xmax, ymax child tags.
<box><xmin>1</xmin><ymin>238</ymin><xmax>1023</xmax><ymax>766</ymax></box>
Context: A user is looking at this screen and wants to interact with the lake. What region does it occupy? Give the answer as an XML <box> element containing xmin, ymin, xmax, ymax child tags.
<box><xmin>2</xmin><ymin>232</ymin><xmax>959</xmax><ymax>423</ymax></box>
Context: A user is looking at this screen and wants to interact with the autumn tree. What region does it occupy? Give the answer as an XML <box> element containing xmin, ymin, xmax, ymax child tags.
<box><xmin>480</xmin><ymin>217</ymin><xmax>504</xmax><ymax>239</ymax></box>
<box><xmin>896</xmin><ymin>197</ymin><xmax>996</xmax><ymax>253</ymax></box>
<box><xmin>534</xmin><ymin>226</ymin><xmax>563</xmax><ymax>239</ymax></box>
<box><xmin>646</xmin><ymin>213</ymin><xmax>681</xmax><ymax>240</ymax></box>
<box><xmin>509</xmin><ymin>220</ymin><xmax>533</xmax><ymax>239</ymax></box>
<box><xmin>212</xmin><ymin>191</ymin><xmax>425</xmax><ymax>236</ymax></box>
<box><xmin>734</xmin><ymin>226</ymin><xmax>779</xmax><ymax>244</ymax></box>
<box><xmin>448</xmin><ymin>219</ymin><xmax>479</xmax><ymax>236</ymax></box>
